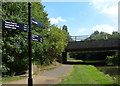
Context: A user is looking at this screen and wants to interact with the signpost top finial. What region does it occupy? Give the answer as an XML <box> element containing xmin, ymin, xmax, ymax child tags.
<box><xmin>28</xmin><ymin>2</ymin><xmax>32</xmax><ymax>7</ymax></box>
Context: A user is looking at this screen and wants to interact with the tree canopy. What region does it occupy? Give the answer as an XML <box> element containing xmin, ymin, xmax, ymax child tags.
<box><xmin>85</xmin><ymin>31</ymin><xmax>120</xmax><ymax>41</ymax></box>
<box><xmin>2</xmin><ymin>2</ymin><xmax>69</xmax><ymax>76</ymax></box>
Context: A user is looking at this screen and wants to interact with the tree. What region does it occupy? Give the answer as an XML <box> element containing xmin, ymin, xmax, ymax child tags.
<box><xmin>110</xmin><ymin>31</ymin><xmax>120</xmax><ymax>39</ymax></box>
<box><xmin>62</xmin><ymin>25</ymin><xmax>72</xmax><ymax>42</ymax></box>
<box><xmin>31</xmin><ymin>2</ymin><xmax>51</xmax><ymax>66</ymax></box>
<box><xmin>48</xmin><ymin>25</ymin><xmax>68</xmax><ymax>63</ymax></box>
<box><xmin>92</xmin><ymin>31</ymin><xmax>99</xmax><ymax>35</ymax></box>
<box><xmin>2</xmin><ymin>2</ymin><xmax>69</xmax><ymax>76</ymax></box>
<box><xmin>2</xmin><ymin>2</ymin><xmax>29</xmax><ymax>76</ymax></box>
<box><xmin>85</xmin><ymin>31</ymin><xmax>112</xmax><ymax>41</ymax></box>
<box><xmin>2</xmin><ymin>2</ymin><xmax>50</xmax><ymax>76</ymax></box>
<box><xmin>62</xmin><ymin>25</ymin><xmax>68</xmax><ymax>32</ymax></box>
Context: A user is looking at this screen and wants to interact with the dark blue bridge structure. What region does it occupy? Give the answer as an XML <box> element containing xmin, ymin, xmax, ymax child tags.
<box><xmin>62</xmin><ymin>36</ymin><xmax>120</xmax><ymax>63</ymax></box>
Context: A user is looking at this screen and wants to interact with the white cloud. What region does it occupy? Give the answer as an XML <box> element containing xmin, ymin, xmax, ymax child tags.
<box><xmin>92</xmin><ymin>24</ymin><xmax>117</xmax><ymax>34</ymax></box>
<box><xmin>49</xmin><ymin>17</ymin><xmax>67</xmax><ymax>24</ymax></box>
<box><xmin>91</xmin><ymin>0</ymin><xmax>119</xmax><ymax>16</ymax></box>
<box><xmin>101</xmin><ymin>4</ymin><xmax>118</xmax><ymax>16</ymax></box>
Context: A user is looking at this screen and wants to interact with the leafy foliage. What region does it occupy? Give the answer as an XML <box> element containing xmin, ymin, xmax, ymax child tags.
<box><xmin>62</xmin><ymin>25</ymin><xmax>72</xmax><ymax>41</ymax></box>
<box><xmin>48</xmin><ymin>25</ymin><xmax>68</xmax><ymax>63</ymax></box>
<box><xmin>2</xmin><ymin>2</ymin><xmax>29</xmax><ymax>76</ymax></box>
<box><xmin>106</xmin><ymin>51</ymin><xmax>120</xmax><ymax>66</ymax></box>
<box><xmin>2</xmin><ymin>2</ymin><xmax>68</xmax><ymax>76</ymax></box>
<box><xmin>85</xmin><ymin>31</ymin><xmax>120</xmax><ymax>41</ymax></box>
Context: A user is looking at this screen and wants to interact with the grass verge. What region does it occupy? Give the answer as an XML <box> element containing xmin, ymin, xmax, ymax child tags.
<box><xmin>58</xmin><ymin>65</ymin><xmax>119</xmax><ymax>85</ymax></box>
<box><xmin>67</xmin><ymin>59</ymin><xmax>83</xmax><ymax>62</ymax></box>
<box><xmin>2</xmin><ymin>76</ymin><xmax>27</xmax><ymax>83</ymax></box>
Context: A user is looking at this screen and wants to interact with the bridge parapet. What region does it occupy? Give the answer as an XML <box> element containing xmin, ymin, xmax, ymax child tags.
<box><xmin>66</xmin><ymin>39</ymin><xmax>120</xmax><ymax>52</ymax></box>
<box><xmin>69</xmin><ymin>35</ymin><xmax>119</xmax><ymax>42</ymax></box>
<box><xmin>70</xmin><ymin>35</ymin><xmax>90</xmax><ymax>42</ymax></box>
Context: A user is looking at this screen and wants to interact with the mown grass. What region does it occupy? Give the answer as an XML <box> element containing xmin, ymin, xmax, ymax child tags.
<box><xmin>67</xmin><ymin>59</ymin><xmax>83</xmax><ymax>62</ymax></box>
<box><xmin>2</xmin><ymin>76</ymin><xmax>27</xmax><ymax>83</ymax></box>
<box><xmin>58</xmin><ymin>65</ymin><xmax>119</xmax><ymax>85</ymax></box>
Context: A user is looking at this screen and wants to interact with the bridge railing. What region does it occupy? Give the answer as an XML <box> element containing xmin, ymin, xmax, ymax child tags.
<box><xmin>70</xmin><ymin>35</ymin><xmax>90</xmax><ymax>42</ymax></box>
<box><xmin>69</xmin><ymin>35</ymin><xmax>119</xmax><ymax>42</ymax></box>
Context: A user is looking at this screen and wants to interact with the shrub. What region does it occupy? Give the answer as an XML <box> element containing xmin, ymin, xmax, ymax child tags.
<box><xmin>106</xmin><ymin>55</ymin><xmax>120</xmax><ymax>66</ymax></box>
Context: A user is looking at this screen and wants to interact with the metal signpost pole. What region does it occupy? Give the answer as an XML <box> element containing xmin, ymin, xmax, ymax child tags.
<box><xmin>28</xmin><ymin>2</ymin><xmax>33</xmax><ymax>86</ymax></box>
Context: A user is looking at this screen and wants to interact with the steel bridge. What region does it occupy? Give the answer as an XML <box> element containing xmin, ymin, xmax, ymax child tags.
<box><xmin>62</xmin><ymin>36</ymin><xmax>120</xmax><ymax>63</ymax></box>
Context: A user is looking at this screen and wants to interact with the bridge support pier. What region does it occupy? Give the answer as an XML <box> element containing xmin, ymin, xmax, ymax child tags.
<box><xmin>62</xmin><ymin>51</ymin><xmax>67</xmax><ymax>64</ymax></box>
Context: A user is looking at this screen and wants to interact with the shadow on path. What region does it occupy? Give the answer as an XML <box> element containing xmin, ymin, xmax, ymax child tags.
<box><xmin>64</xmin><ymin>61</ymin><xmax>107</xmax><ymax>66</ymax></box>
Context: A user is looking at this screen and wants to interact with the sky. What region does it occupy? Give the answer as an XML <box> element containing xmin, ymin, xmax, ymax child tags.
<box><xmin>42</xmin><ymin>0</ymin><xmax>119</xmax><ymax>36</ymax></box>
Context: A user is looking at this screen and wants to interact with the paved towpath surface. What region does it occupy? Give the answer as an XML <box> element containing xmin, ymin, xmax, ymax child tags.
<box><xmin>3</xmin><ymin>65</ymin><xmax>72</xmax><ymax>85</ymax></box>
<box><xmin>40</xmin><ymin>65</ymin><xmax>72</xmax><ymax>77</ymax></box>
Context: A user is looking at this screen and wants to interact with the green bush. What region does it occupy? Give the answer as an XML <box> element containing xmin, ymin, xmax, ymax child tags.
<box><xmin>106</xmin><ymin>55</ymin><xmax>120</xmax><ymax>66</ymax></box>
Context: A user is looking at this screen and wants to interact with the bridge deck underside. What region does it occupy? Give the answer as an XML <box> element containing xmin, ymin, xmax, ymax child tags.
<box><xmin>65</xmin><ymin>39</ymin><xmax>120</xmax><ymax>52</ymax></box>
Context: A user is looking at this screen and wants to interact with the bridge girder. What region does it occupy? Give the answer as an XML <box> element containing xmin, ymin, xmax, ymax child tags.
<box><xmin>65</xmin><ymin>39</ymin><xmax>120</xmax><ymax>52</ymax></box>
